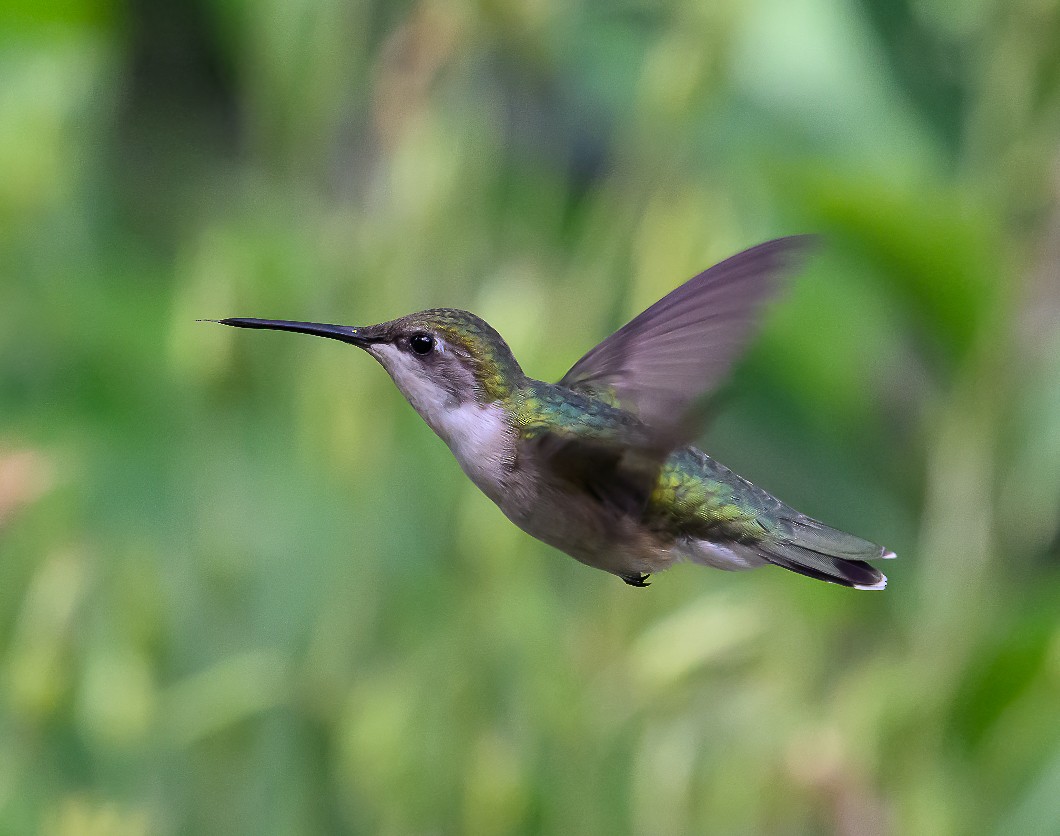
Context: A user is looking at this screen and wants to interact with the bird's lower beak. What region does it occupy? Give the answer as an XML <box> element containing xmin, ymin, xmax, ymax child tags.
<box><xmin>204</xmin><ymin>318</ymin><xmax>379</xmax><ymax>347</ymax></box>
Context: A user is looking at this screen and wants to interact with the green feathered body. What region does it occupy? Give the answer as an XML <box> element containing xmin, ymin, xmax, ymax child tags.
<box><xmin>499</xmin><ymin>380</ymin><xmax>889</xmax><ymax>588</ymax></box>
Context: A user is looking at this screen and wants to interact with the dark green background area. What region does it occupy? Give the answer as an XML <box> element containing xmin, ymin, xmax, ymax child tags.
<box><xmin>2</xmin><ymin>0</ymin><xmax>1059</xmax><ymax>833</ymax></box>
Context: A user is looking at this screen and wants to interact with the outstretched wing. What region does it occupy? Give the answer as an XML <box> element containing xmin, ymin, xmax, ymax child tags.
<box><xmin>559</xmin><ymin>236</ymin><xmax>815</xmax><ymax>437</ymax></box>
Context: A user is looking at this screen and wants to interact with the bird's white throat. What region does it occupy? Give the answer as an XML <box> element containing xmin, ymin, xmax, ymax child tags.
<box><xmin>369</xmin><ymin>343</ymin><xmax>514</xmax><ymax>495</ymax></box>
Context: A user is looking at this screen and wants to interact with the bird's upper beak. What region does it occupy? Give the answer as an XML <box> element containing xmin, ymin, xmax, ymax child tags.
<box><xmin>203</xmin><ymin>318</ymin><xmax>381</xmax><ymax>347</ymax></box>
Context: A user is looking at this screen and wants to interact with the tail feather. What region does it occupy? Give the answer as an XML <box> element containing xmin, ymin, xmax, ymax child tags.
<box><xmin>756</xmin><ymin>515</ymin><xmax>892</xmax><ymax>590</ymax></box>
<box><xmin>760</xmin><ymin>541</ymin><xmax>886</xmax><ymax>589</ymax></box>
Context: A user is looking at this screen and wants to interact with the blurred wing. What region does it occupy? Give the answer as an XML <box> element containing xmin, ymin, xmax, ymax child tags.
<box><xmin>559</xmin><ymin>236</ymin><xmax>815</xmax><ymax>436</ymax></box>
<box><xmin>528</xmin><ymin>430</ymin><xmax>663</xmax><ymax>520</ymax></box>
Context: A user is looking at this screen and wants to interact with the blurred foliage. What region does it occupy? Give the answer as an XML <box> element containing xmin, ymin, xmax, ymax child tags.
<box><xmin>1</xmin><ymin>0</ymin><xmax>1059</xmax><ymax>833</ymax></box>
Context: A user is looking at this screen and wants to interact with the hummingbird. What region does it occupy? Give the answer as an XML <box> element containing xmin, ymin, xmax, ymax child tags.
<box><xmin>207</xmin><ymin>236</ymin><xmax>894</xmax><ymax>589</ymax></box>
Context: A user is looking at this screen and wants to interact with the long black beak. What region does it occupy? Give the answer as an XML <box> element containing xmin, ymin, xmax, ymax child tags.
<box><xmin>201</xmin><ymin>318</ymin><xmax>378</xmax><ymax>347</ymax></box>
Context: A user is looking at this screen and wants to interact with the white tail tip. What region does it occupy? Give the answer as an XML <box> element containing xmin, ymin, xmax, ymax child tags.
<box><xmin>854</xmin><ymin>574</ymin><xmax>888</xmax><ymax>591</ymax></box>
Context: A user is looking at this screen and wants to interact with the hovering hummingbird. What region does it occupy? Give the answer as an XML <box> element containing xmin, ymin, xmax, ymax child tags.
<box><xmin>207</xmin><ymin>237</ymin><xmax>894</xmax><ymax>589</ymax></box>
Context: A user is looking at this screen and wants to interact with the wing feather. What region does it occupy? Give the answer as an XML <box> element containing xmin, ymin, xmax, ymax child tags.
<box><xmin>559</xmin><ymin>236</ymin><xmax>816</xmax><ymax>437</ymax></box>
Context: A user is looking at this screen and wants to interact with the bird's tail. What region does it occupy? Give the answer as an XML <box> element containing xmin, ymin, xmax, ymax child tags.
<box><xmin>753</xmin><ymin>515</ymin><xmax>894</xmax><ymax>590</ymax></box>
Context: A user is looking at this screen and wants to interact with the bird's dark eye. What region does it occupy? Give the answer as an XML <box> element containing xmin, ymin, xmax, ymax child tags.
<box><xmin>409</xmin><ymin>333</ymin><xmax>435</xmax><ymax>355</ymax></box>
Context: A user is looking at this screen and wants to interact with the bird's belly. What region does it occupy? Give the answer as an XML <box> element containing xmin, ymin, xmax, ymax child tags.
<box><xmin>494</xmin><ymin>480</ymin><xmax>677</xmax><ymax>577</ymax></box>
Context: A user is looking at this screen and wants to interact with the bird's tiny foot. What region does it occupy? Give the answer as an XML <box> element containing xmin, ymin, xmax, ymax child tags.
<box><xmin>621</xmin><ymin>572</ymin><xmax>651</xmax><ymax>588</ymax></box>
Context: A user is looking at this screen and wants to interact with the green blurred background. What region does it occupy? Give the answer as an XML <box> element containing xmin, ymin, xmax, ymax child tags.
<box><xmin>2</xmin><ymin>0</ymin><xmax>1060</xmax><ymax>832</ymax></box>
